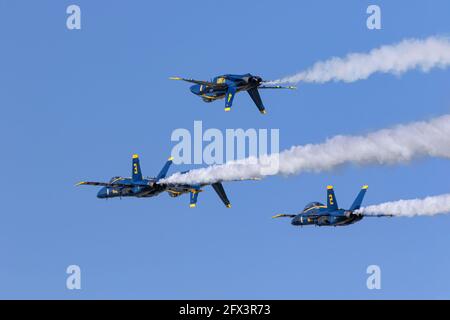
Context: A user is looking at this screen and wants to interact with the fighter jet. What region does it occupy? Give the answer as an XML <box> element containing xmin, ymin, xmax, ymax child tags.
<box><xmin>76</xmin><ymin>154</ymin><xmax>253</xmax><ymax>208</ymax></box>
<box><xmin>272</xmin><ymin>185</ymin><xmax>392</xmax><ymax>227</ymax></box>
<box><xmin>170</xmin><ymin>73</ymin><xmax>295</xmax><ymax>114</ymax></box>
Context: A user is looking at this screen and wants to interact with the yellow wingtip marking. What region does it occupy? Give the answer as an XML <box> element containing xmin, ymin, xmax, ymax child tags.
<box><xmin>168</xmin><ymin>156</ymin><xmax>174</xmax><ymax>161</ymax></box>
<box><xmin>362</xmin><ymin>185</ymin><xmax>369</xmax><ymax>189</ymax></box>
<box><xmin>75</xmin><ymin>181</ymin><xmax>85</xmax><ymax>186</ymax></box>
<box><xmin>189</xmin><ymin>204</ymin><xmax>196</xmax><ymax>208</ymax></box>
<box><xmin>169</xmin><ymin>77</ymin><xmax>182</xmax><ymax>80</ymax></box>
<box><xmin>224</xmin><ymin>107</ymin><xmax>231</xmax><ymax>112</ymax></box>
<box><xmin>226</xmin><ymin>204</ymin><xmax>232</xmax><ymax>208</ymax></box>
<box><xmin>272</xmin><ymin>214</ymin><xmax>282</xmax><ymax>219</ymax></box>
<box><xmin>132</xmin><ymin>154</ymin><xmax>139</xmax><ymax>159</ymax></box>
<box><xmin>260</xmin><ymin>110</ymin><xmax>267</xmax><ymax>114</ymax></box>
<box><xmin>327</xmin><ymin>185</ymin><xmax>333</xmax><ymax>190</ymax></box>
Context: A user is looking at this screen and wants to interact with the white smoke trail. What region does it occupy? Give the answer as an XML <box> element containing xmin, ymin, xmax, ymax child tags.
<box><xmin>358</xmin><ymin>194</ymin><xmax>450</xmax><ymax>217</ymax></box>
<box><xmin>268</xmin><ymin>36</ymin><xmax>450</xmax><ymax>85</ymax></box>
<box><xmin>160</xmin><ymin>115</ymin><xmax>450</xmax><ymax>185</ymax></box>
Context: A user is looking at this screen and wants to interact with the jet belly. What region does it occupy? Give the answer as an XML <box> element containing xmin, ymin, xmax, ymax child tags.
<box><xmin>136</xmin><ymin>185</ymin><xmax>165</xmax><ymax>198</ymax></box>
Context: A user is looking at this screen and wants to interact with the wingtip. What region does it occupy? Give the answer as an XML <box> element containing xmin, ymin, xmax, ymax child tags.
<box><xmin>75</xmin><ymin>181</ymin><xmax>85</xmax><ymax>186</ymax></box>
<box><xmin>327</xmin><ymin>185</ymin><xmax>333</xmax><ymax>190</ymax></box>
<box><xmin>226</xmin><ymin>204</ymin><xmax>232</xmax><ymax>208</ymax></box>
<box><xmin>189</xmin><ymin>204</ymin><xmax>196</xmax><ymax>208</ymax></box>
<box><xmin>169</xmin><ymin>76</ymin><xmax>182</xmax><ymax>80</ymax></box>
<box><xmin>260</xmin><ymin>110</ymin><xmax>267</xmax><ymax>115</ymax></box>
<box><xmin>168</xmin><ymin>156</ymin><xmax>174</xmax><ymax>161</ymax></box>
<box><xmin>132</xmin><ymin>154</ymin><xmax>139</xmax><ymax>159</ymax></box>
<box><xmin>224</xmin><ymin>107</ymin><xmax>231</xmax><ymax>112</ymax></box>
<box><xmin>362</xmin><ymin>185</ymin><xmax>369</xmax><ymax>189</ymax></box>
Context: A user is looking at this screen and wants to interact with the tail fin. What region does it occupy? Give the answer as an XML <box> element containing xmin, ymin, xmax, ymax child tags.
<box><xmin>189</xmin><ymin>187</ymin><xmax>200</xmax><ymax>208</ymax></box>
<box><xmin>247</xmin><ymin>87</ymin><xmax>266</xmax><ymax>114</ymax></box>
<box><xmin>349</xmin><ymin>185</ymin><xmax>368</xmax><ymax>211</ymax></box>
<box><xmin>212</xmin><ymin>182</ymin><xmax>231</xmax><ymax>208</ymax></box>
<box><xmin>156</xmin><ymin>157</ymin><xmax>174</xmax><ymax>181</ymax></box>
<box><xmin>326</xmin><ymin>185</ymin><xmax>338</xmax><ymax>211</ymax></box>
<box><xmin>224</xmin><ymin>86</ymin><xmax>237</xmax><ymax>112</ymax></box>
<box><xmin>132</xmin><ymin>154</ymin><xmax>143</xmax><ymax>181</ymax></box>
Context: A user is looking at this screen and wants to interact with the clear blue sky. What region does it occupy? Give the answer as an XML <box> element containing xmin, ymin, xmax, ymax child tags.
<box><xmin>1</xmin><ymin>0</ymin><xmax>450</xmax><ymax>299</ymax></box>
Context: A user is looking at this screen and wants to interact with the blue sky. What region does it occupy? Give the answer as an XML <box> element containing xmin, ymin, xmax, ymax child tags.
<box><xmin>1</xmin><ymin>0</ymin><xmax>450</xmax><ymax>299</ymax></box>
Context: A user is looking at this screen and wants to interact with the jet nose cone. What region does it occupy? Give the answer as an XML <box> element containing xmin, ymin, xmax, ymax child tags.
<box><xmin>97</xmin><ymin>187</ymin><xmax>107</xmax><ymax>199</ymax></box>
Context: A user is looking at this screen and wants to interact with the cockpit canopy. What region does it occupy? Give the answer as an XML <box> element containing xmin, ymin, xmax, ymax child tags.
<box><xmin>109</xmin><ymin>176</ymin><xmax>122</xmax><ymax>183</ymax></box>
<box><xmin>303</xmin><ymin>202</ymin><xmax>324</xmax><ymax>212</ymax></box>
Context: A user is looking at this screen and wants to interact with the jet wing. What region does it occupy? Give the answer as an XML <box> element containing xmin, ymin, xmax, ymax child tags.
<box><xmin>272</xmin><ymin>214</ymin><xmax>296</xmax><ymax>218</ymax></box>
<box><xmin>169</xmin><ymin>77</ymin><xmax>226</xmax><ymax>88</ymax></box>
<box><xmin>75</xmin><ymin>181</ymin><xmax>132</xmax><ymax>188</ymax></box>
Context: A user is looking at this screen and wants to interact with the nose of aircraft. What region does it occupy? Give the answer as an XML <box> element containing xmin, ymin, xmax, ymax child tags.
<box><xmin>97</xmin><ymin>187</ymin><xmax>108</xmax><ymax>199</ymax></box>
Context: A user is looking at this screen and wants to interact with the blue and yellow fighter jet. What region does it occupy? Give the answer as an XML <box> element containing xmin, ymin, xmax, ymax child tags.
<box><xmin>272</xmin><ymin>185</ymin><xmax>392</xmax><ymax>227</ymax></box>
<box><xmin>76</xmin><ymin>154</ymin><xmax>248</xmax><ymax>208</ymax></box>
<box><xmin>170</xmin><ymin>73</ymin><xmax>295</xmax><ymax>114</ymax></box>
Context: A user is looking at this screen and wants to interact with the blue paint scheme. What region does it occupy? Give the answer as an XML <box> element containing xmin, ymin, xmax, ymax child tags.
<box><xmin>76</xmin><ymin>155</ymin><xmax>242</xmax><ymax>208</ymax></box>
<box><xmin>171</xmin><ymin>73</ymin><xmax>295</xmax><ymax>114</ymax></box>
<box><xmin>273</xmin><ymin>186</ymin><xmax>392</xmax><ymax>227</ymax></box>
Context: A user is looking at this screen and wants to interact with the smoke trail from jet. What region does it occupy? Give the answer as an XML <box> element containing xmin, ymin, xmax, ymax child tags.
<box><xmin>358</xmin><ymin>194</ymin><xmax>450</xmax><ymax>217</ymax></box>
<box><xmin>160</xmin><ymin>114</ymin><xmax>450</xmax><ymax>185</ymax></box>
<box><xmin>267</xmin><ymin>36</ymin><xmax>450</xmax><ymax>85</ymax></box>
